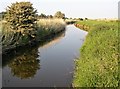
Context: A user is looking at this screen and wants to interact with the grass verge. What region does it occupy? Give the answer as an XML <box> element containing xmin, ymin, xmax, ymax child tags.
<box><xmin>73</xmin><ymin>20</ymin><xmax>119</xmax><ymax>87</ymax></box>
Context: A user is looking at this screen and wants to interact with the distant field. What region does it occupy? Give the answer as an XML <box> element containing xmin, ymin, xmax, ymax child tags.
<box><xmin>75</xmin><ymin>20</ymin><xmax>118</xmax><ymax>31</ymax></box>
<box><xmin>73</xmin><ymin>20</ymin><xmax>119</xmax><ymax>87</ymax></box>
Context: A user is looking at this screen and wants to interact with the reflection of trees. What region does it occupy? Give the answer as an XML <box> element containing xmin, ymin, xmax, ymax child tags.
<box><xmin>3</xmin><ymin>30</ymin><xmax>65</xmax><ymax>79</ymax></box>
<box><xmin>40</xmin><ymin>32</ymin><xmax>65</xmax><ymax>49</ymax></box>
<box><xmin>39</xmin><ymin>30</ymin><xmax>65</xmax><ymax>47</ymax></box>
<box><xmin>8</xmin><ymin>48</ymin><xmax>40</xmax><ymax>79</ymax></box>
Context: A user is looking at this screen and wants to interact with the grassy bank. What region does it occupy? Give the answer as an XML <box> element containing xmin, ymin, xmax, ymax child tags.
<box><xmin>75</xmin><ymin>20</ymin><xmax>118</xmax><ymax>31</ymax></box>
<box><xmin>73</xmin><ymin>20</ymin><xmax>119</xmax><ymax>87</ymax></box>
<box><xmin>1</xmin><ymin>19</ymin><xmax>66</xmax><ymax>53</ymax></box>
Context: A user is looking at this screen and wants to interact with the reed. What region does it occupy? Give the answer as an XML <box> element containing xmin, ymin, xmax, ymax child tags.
<box><xmin>1</xmin><ymin>18</ymin><xmax>66</xmax><ymax>52</ymax></box>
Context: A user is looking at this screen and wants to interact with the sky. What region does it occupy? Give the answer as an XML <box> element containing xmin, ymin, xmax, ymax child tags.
<box><xmin>0</xmin><ymin>0</ymin><xmax>119</xmax><ymax>19</ymax></box>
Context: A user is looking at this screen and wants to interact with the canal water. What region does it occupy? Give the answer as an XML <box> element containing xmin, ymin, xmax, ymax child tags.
<box><xmin>2</xmin><ymin>25</ymin><xmax>87</xmax><ymax>87</ymax></box>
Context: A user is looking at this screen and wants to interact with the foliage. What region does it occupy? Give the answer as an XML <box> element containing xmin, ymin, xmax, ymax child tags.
<box><xmin>38</xmin><ymin>13</ymin><xmax>53</xmax><ymax>19</ymax></box>
<box><xmin>0</xmin><ymin>12</ymin><xmax>6</xmax><ymax>20</ymax></box>
<box><xmin>54</xmin><ymin>11</ymin><xmax>65</xmax><ymax>19</ymax></box>
<box><xmin>78</xmin><ymin>18</ymin><xmax>83</xmax><ymax>21</ymax></box>
<box><xmin>39</xmin><ymin>13</ymin><xmax>47</xmax><ymax>18</ymax></box>
<box><xmin>1</xmin><ymin>21</ymin><xmax>30</xmax><ymax>48</ymax></box>
<box><xmin>1</xmin><ymin>18</ymin><xmax>66</xmax><ymax>50</ymax></box>
<box><xmin>5</xmin><ymin>2</ymin><xmax>37</xmax><ymax>36</ymax></box>
<box><xmin>47</xmin><ymin>15</ymin><xmax>53</xmax><ymax>18</ymax></box>
<box><xmin>85</xmin><ymin>18</ymin><xmax>88</xmax><ymax>20</ymax></box>
<box><xmin>73</xmin><ymin>21</ymin><xmax>119</xmax><ymax>87</ymax></box>
<box><xmin>1</xmin><ymin>2</ymin><xmax>66</xmax><ymax>52</ymax></box>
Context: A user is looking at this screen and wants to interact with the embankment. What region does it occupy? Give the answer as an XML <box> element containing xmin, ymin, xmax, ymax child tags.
<box><xmin>73</xmin><ymin>20</ymin><xmax>119</xmax><ymax>87</ymax></box>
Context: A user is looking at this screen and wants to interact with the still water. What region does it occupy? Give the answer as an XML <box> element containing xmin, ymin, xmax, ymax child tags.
<box><xmin>2</xmin><ymin>25</ymin><xmax>87</xmax><ymax>87</ymax></box>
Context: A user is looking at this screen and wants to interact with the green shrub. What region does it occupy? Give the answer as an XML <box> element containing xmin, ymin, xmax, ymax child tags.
<box><xmin>5</xmin><ymin>2</ymin><xmax>37</xmax><ymax>36</ymax></box>
<box><xmin>1</xmin><ymin>21</ymin><xmax>30</xmax><ymax>48</ymax></box>
<box><xmin>54</xmin><ymin>11</ymin><xmax>65</xmax><ymax>19</ymax></box>
<box><xmin>1</xmin><ymin>2</ymin><xmax>38</xmax><ymax>48</ymax></box>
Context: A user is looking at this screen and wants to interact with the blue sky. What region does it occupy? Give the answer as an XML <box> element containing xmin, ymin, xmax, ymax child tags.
<box><xmin>0</xmin><ymin>0</ymin><xmax>119</xmax><ymax>19</ymax></box>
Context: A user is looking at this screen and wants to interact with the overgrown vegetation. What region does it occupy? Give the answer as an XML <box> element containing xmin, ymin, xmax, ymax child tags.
<box><xmin>0</xmin><ymin>2</ymin><xmax>66</xmax><ymax>53</ymax></box>
<box><xmin>1</xmin><ymin>18</ymin><xmax>66</xmax><ymax>51</ymax></box>
<box><xmin>36</xmin><ymin>19</ymin><xmax>66</xmax><ymax>41</ymax></box>
<box><xmin>73</xmin><ymin>20</ymin><xmax>119</xmax><ymax>87</ymax></box>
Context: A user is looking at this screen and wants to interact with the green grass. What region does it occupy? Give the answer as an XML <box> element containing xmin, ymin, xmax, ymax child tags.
<box><xmin>75</xmin><ymin>20</ymin><xmax>118</xmax><ymax>31</ymax></box>
<box><xmin>73</xmin><ymin>20</ymin><xmax>119</xmax><ymax>87</ymax></box>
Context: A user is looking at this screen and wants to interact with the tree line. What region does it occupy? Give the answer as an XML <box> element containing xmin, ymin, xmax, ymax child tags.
<box><xmin>0</xmin><ymin>11</ymin><xmax>65</xmax><ymax>20</ymax></box>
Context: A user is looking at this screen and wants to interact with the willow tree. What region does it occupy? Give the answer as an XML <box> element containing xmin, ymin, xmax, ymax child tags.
<box><xmin>5</xmin><ymin>2</ymin><xmax>37</xmax><ymax>37</ymax></box>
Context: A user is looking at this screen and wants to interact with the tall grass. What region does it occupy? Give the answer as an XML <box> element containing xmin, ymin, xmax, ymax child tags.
<box><xmin>35</xmin><ymin>18</ymin><xmax>66</xmax><ymax>41</ymax></box>
<box><xmin>1</xmin><ymin>18</ymin><xmax>66</xmax><ymax>52</ymax></box>
<box><xmin>37</xmin><ymin>18</ymin><xmax>66</xmax><ymax>32</ymax></box>
<box><xmin>73</xmin><ymin>20</ymin><xmax>119</xmax><ymax>87</ymax></box>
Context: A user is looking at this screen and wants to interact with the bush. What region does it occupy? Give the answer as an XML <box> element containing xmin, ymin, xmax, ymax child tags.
<box><xmin>5</xmin><ymin>2</ymin><xmax>37</xmax><ymax>36</ymax></box>
<box><xmin>1</xmin><ymin>2</ymin><xmax>38</xmax><ymax>49</ymax></box>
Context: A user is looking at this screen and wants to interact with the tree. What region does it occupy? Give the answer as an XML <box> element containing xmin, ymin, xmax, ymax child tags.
<box><xmin>85</xmin><ymin>18</ymin><xmax>88</xmax><ymax>20</ymax></box>
<box><xmin>0</xmin><ymin>12</ymin><xmax>6</xmax><ymax>20</ymax></box>
<box><xmin>47</xmin><ymin>15</ymin><xmax>53</xmax><ymax>18</ymax></box>
<box><xmin>54</xmin><ymin>11</ymin><xmax>65</xmax><ymax>19</ymax></box>
<box><xmin>5</xmin><ymin>2</ymin><xmax>37</xmax><ymax>36</ymax></box>
<box><xmin>39</xmin><ymin>13</ymin><xmax>46</xmax><ymax>18</ymax></box>
<box><xmin>79</xmin><ymin>18</ymin><xmax>83</xmax><ymax>21</ymax></box>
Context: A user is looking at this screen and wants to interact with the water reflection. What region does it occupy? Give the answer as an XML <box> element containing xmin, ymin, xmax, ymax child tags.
<box><xmin>8</xmin><ymin>48</ymin><xmax>40</xmax><ymax>79</ymax></box>
<box><xmin>2</xmin><ymin>25</ymin><xmax>88</xmax><ymax>87</ymax></box>
<box><xmin>2</xmin><ymin>30</ymin><xmax>65</xmax><ymax>79</ymax></box>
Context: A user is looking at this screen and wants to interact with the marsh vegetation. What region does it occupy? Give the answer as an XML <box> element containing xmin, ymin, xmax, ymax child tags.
<box><xmin>0</xmin><ymin>1</ymin><xmax>66</xmax><ymax>53</ymax></box>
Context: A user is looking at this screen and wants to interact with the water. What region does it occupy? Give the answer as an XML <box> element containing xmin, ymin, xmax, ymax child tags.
<box><xmin>2</xmin><ymin>25</ymin><xmax>87</xmax><ymax>87</ymax></box>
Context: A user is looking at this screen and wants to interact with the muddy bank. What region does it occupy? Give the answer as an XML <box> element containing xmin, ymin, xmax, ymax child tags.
<box><xmin>74</xmin><ymin>23</ymin><xmax>90</xmax><ymax>31</ymax></box>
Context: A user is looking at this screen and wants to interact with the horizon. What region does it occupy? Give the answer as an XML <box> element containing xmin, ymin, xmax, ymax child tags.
<box><xmin>0</xmin><ymin>0</ymin><xmax>119</xmax><ymax>19</ymax></box>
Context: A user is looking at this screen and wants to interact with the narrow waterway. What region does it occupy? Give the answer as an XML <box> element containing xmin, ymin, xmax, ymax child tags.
<box><xmin>2</xmin><ymin>25</ymin><xmax>87</xmax><ymax>87</ymax></box>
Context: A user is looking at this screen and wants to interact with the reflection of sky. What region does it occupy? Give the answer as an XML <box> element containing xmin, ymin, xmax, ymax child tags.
<box><xmin>0</xmin><ymin>0</ymin><xmax>119</xmax><ymax>18</ymax></box>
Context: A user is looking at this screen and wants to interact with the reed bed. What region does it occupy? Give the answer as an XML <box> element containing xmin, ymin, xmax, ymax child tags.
<box><xmin>37</xmin><ymin>18</ymin><xmax>66</xmax><ymax>32</ymax></box>
<box><xmin>1</xmin><ymin>18</ymin><xmax>66</xmax><ymax>52</ymax></box>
